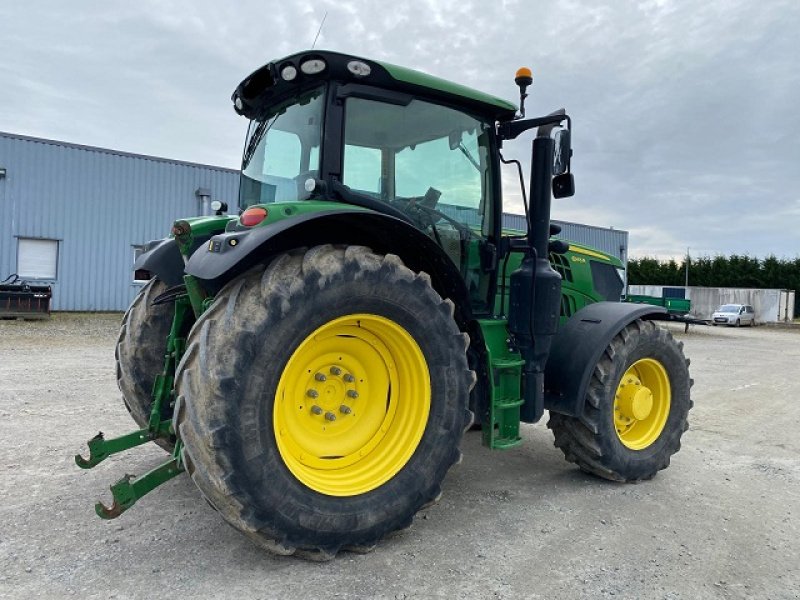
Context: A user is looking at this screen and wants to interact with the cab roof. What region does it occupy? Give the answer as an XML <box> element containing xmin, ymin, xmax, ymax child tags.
<box><xmin>232</xmin><ymin>50</ymin><xmax>518</xmax><ymax>122</ymax></box>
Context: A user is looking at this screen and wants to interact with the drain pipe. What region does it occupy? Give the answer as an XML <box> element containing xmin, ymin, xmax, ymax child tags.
<box><xmin>195</xmin><ymin>187</ymin><xmax>211</xmax><ymax>216</ymax></box>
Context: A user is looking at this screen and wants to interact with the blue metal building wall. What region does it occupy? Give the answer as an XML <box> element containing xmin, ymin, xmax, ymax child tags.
<box><xmin>0</xmin><ymin>131</ymin><xmax>628</xmax><ymax>311</ymax></box>
<box><xmin>501</xmin><ymin>213</ymin><xmax>628</xmax><ymax>264</ymax></box>
<box><xmin>0</xmin><ymin>132</ymin><xmax>239</xmax><ymax>311</ymax></box>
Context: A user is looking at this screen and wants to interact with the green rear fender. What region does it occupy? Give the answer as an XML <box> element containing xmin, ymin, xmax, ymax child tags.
<box><xmin>184</xmin><ymin>208</ymin><xmax>475</xmax><ymax>327</ymax></box>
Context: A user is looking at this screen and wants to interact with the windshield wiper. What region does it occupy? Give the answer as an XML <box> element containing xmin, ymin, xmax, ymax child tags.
<box><xmin>458</xmin><ymin>142</ymin><xmax>480</xmax><ymax>171</ymax></box>
<box><xmin>242</xmin><ymin>113</ymin><xmax>279</xmax><ymax>169</ymax></box>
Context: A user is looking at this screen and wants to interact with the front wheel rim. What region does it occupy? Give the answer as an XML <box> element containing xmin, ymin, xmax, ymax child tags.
<box><xmin>274</xmin><ymin>314</ymin><xmax>431</xmax><ymax>496</ymax></box>
<box><xmin>613</xmin><ymin>358</ymin><xmax>671</xmax><ymax>450</ymax></box>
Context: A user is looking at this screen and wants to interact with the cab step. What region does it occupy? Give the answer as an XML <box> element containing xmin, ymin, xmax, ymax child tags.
<box><xmin>478</xmin><ymin>319</ymin><xmax>524</xmax><ymax>450</ymax></box>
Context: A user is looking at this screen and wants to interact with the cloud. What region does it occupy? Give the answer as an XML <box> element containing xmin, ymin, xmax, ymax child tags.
<box><xmin>0</xmin><ymin>0</ymin><xmax>797</xmax><ymax>258</ymax></box>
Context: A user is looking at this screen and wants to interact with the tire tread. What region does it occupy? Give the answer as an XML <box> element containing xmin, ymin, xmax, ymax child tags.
<box><xmin>174</xmin><ymin>245</ymin><xmax>474</xmax><ymax>559</ymax></box>
<box><xmin>547</xmin><ymin>320</ymin><xmax>692</xmax><ymax>482</ymax></box>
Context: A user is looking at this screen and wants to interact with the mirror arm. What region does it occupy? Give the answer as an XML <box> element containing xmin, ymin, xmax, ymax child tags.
<box><xmin>498</xmin><ymin>112</ymin><xmax>570</xmax><ymax>141</ymax></box>
<box><xmin>536</xmin><ymin>109</ymin><xmax>567</xmax><ymax>138</ymax></box>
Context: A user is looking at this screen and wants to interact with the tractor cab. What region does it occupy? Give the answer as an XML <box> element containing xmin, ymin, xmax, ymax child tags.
<box><xmin>232</xmin><ymin>51</ymin><xmax>534</xmax><ymax>315</ymax></box>
<box><xmin>228</xmin><ymin>50</ymin><xmax>580</xmax><ymax>437</ymax></box>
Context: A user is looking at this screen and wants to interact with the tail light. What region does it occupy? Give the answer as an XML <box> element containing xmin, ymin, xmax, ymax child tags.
<box><xmin>240</xmin><ymin>207</ymin><xmax>268</xmax><ymax>227</ymax></box>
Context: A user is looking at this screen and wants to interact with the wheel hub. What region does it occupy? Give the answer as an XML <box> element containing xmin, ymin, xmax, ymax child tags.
<box><xmin>274</xmin><ymin>314</ymin><xmax>431</xmax><ymax>496</ymax></box>
<box><xmin>616</xmin><ymin>379</ymin><xmax>654</xmax><ymax>421</ymax></box>
<box><xmin>304</xmin><ymin>365</ymin><xmax>363</xmax><ymax>435</ymax></box>
<box><xmin>613</xmin><ymin>358</ymin><xmax>671</xmax><ymax>450</ymax></box>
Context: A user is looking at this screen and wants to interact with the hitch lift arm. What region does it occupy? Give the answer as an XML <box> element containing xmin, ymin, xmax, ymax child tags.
<box><xmin>75</xmin><ymin>293</ymin><xmax>195</xmax><ymax>518</ymax></box>
<box><xmin>95</xmin><ymin>445</ymin><xmax>184</xmax><ymax>519</ymax></box>
<box><xmin>74</xmin><ymin>420</ymin><xmax>173</xmax><ymax>469</ymax></box>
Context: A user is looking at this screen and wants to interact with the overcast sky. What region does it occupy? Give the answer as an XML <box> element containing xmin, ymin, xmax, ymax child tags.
<box><xmin>1</xmin><ymin>1</ymin><xmax>798</xmax><ymax>259</ymax></box>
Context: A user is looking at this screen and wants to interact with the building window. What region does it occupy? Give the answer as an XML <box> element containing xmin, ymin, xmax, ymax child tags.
<box><xmin>17</xmin><ymin>238</ymin><xmax>58</xmax><ymax>280</ymax></box>
<box><xmin>132</xmin><ymin>245</ymin><xmax>151</xmax><ymax>283</ymax></box>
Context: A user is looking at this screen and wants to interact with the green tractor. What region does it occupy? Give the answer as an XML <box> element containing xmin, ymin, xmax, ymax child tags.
<box><xmin>78</xmin><ymin>51</ymin><xmax>692</xmax><ymax>559</ymax></box>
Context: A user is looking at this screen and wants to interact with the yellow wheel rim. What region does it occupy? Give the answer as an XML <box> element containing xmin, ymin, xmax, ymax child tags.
<box><xmin>274</xmin><ymin>314</ymin><xmax>430</xmax><ymax>496</ymax></box>
<box><xmin>613</xmin><ymin>358</ymin><xmax>671</xmax><ymax>450</ymax></box>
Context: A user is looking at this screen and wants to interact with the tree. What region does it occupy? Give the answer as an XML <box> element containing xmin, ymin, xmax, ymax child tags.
<box><xmin>628</xmin><ymin>253</ymin><xmax>799</xmax><ymax>316</ymax></box>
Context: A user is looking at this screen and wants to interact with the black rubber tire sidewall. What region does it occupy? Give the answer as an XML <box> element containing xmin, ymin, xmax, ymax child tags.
<box><xmin>241</xmin><ymin>293</ymin><xmax>461</xmax><ymax>547</ymax></box>
<box><xmin>116</xmin><ymin>278</ymin><xmax>173</xmax><ymax>429</ymax></box>
<box><xmin>176</xmin><ymin>247</ymin><xmax>471</xmax><ymax>552</ymax></box>
<box><xmin>590</xmin><ymin>324</ymin><xmax>691</xmax><ymax>479</ymax></box>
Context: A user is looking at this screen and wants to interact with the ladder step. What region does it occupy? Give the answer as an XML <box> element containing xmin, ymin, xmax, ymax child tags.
<box><xmin>494</xmin><ymin>398</ymin><xmax>524</xmax><ymax>409</ymax></box>
<box><xmin>478</xmin><ymin>318</ymin><xmax>525</xmax><ymax>451</ymax></box>
<box><xmin>492</xmin><ymin>437</ymin><xmax>523</xmax><ymax>450</ymax></box>
<box><xmin>491</xmin><ymin>358</ymin><xmax>525</xmax><ymax>370</ymax></box>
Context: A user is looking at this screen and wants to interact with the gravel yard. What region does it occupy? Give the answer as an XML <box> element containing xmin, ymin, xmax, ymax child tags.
<box><xmin>1</xmin><ymin>314</ymin><xmax>798</xmax><ymax>599</ymax></box>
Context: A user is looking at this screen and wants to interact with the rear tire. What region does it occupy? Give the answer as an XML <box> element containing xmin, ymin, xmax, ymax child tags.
<box><xmin>115</xmin><ymin>278</ymin><xmax>175</xmax><ymax>451</ymax></box>
<box><xmin>174</xmin><ymin>245</ymin><xmax>474</xmax><ymax>559</ymax></box>
<box><xmin>547</xmin><ymin>319</ymin><xmax>692</xmax><ymax>482</ymax></box>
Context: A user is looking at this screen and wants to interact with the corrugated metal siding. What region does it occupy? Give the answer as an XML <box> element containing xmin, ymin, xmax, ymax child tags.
<box><xmin>0</xmin><ymin>132</ymin><xmax>239</xmax><ymax>311</ymax></box>
<box><xmin>501</xmin><ymin>213</ymin><xmax>628</xmax><ymax>264</ymax></box>
<box><xmin>0</xmin><ymin>131</ymin><xmax>628</xmax><ymax>311</ymax></box>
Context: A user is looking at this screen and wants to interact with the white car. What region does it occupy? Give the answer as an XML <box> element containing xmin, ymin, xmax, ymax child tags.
<box><xmin>711</xmin><ymin>304</ymin><xmax>755</xmax><ymax>327</ymax></box>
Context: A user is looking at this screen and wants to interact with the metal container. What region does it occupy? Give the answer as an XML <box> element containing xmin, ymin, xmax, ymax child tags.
<box><xmin>0</xmin><ymin>281</ymin><xmax>52</xmax><ymax>319</ymax></box>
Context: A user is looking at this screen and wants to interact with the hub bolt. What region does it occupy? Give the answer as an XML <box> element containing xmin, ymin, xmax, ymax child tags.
<box><xmin>347</xmin><ymin>390</ymin><xmax>359</xmax><ymax>399</ymax></box>
<box><xmin>315</xmin><ymin>373</ymin><xmax>327</xmax><ymax>382</ymax></box>
<box><xmin>343</xmin><ymin>374</ymin><xmax>355</xmax><ymax>383</ymax></box>
<box><xmin>310</xmin><ymin>405</ymin><xmax>323</xmax><ymax>415</ymax></box>
<box><xmin>324</xmin><ymin>412</ymin><xmax>337</xmax><ymax>421</ymax></box>
<box><xmin>306</xmin><ymin>389</ymin><xmax>319</xmax><ymax>399</ymax></box>
<box><xmin>330</xmin><ymin>366</ymin><xmax>342</xmax><ymax>376</ymax></box>
<box><xmin>339</xmin><ymin>405</ymin><xmax>352</xmax><ymax>415</ymax></box>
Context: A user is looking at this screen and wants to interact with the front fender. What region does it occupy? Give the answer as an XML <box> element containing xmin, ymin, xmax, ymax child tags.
<box><xmin>543</xmin><ymin>302</ymin><xmax>669</xmax><ymax>417</ymax></box>
<box><xmin>134</xmin><ymin>215</ymin><xmax>234</xmax><ymax>286</ymax></box>
<box><xmin>134</xmin><ymin>238</ymin><xmax>185</xmax><ymax>287</ymax></box>
<box><xmin>185</xmin><ymin>208</ymin><xmax>474</xmax><ymax>327</ymax></box>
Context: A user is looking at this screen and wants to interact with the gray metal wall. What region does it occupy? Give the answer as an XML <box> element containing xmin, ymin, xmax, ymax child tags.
<box><xmin>502</xmin><ymin>213</ymin><xmax>629</xmax><ymax>264</ymax></box>
<box><xmin>0</xmin><ymin>132</ymin><xmax>238</xmax><ymax>311</ymax></box>
<box><xmin>1</xmin><ymin>131</ymin><xmax>628</xmax><ymax>311</ymax></box>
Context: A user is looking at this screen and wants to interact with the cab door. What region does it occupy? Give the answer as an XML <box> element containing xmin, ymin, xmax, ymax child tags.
<box><xmin>339</xmin><ymin>91</ymin><xmax>499</xmax><ymax>315</ymax></box>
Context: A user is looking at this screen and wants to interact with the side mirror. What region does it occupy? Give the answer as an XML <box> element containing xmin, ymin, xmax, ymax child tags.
<box><xmin>552</xmin><ymin>173</ymin><xmax>575</xmax><ymax>198</ymax></box>
<box><xmin>553</xmin><ymin>129</ymin><xmax>571</xmax><ymax>176</ymax></box>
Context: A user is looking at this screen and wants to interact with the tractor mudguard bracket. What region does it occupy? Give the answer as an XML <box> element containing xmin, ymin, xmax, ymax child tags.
<box><xmin>95</xmin><ymin>454</ymin><xmax>184</xmax><ymax>519</ymax></box>
<box><xmin>182</xmin><ymin>275</ymin><xmax>208</xmax><ymax>318</ymax></box>
<box><xmin>75</xmin><ymin>420</ymin><xmax>173</xmax><ymax>469</ymax></box>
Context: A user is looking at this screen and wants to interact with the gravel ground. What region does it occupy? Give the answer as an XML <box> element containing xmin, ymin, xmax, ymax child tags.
<box><xmin>1</xmin><ymin>314</ymin><xmax>798</xmax><ymax>599</ymax></box>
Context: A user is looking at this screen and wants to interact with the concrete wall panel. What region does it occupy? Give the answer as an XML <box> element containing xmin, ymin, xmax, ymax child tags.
<box><xmin>628</xmin><ymin>285</ymin><xmax>796</xmax><ymax>322</ymax></box>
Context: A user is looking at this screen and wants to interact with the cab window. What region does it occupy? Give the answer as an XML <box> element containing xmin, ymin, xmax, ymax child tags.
<box><xmin>342</xmin><ymin>95</ymin><xmax>496</xmax><ymax>312</ymax></box>
<box><xmin>239</xmin><ymin>88</ymin><xmax>324</xmax><ymax>207</ymax></box>
<box><xmin>342</xmin><ymin>96</ymin><xmax>493</xmax><ymax>236</ymax></box>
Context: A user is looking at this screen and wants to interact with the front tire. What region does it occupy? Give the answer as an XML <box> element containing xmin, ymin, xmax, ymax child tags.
<box><xmin>115</xmin><ymin>278</ymin><xmax>176</xmax><ymax>450</ymax></box>
<box><xmin>174</xmin><ymin>245</ymin><xmax>474</xmax><ymax>558</ymax></box>
<box><xmin>547</xmin><ymin>319</ymin><xmax>692</xmax><ymax>482</ymax></box>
